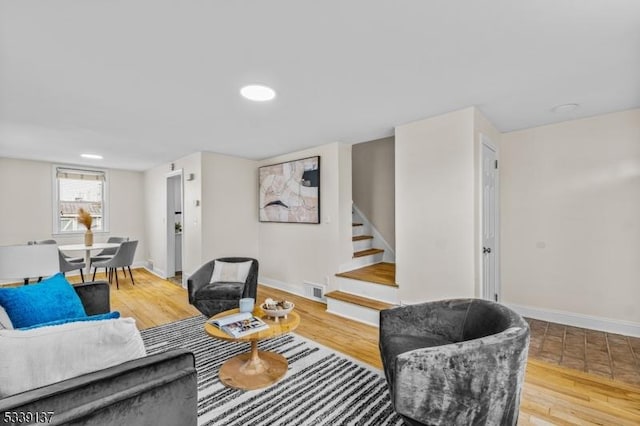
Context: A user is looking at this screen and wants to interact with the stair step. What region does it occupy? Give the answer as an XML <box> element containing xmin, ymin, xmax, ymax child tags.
<box><xmin>325</xmin><ymin>291</ymin><xmax>394</xmax><ymax>311</ymax></box>
<box><xmin>352</xmin><ymin>235</ymin><xmax>373</xmax><ymax>242</ymax></box>
<box><xmin>336</xmin><ymin>262</ymin><xmax>397</xmax><ymax>287</ymax></box>
<box><xmin>352</xmin><ymin>222</ymin><xmax>363</xmax><ymax>227</ymax></box>
<box><xmin>353</xmin><ymin>248</ymin><xmax>384</xmax><ymax>258</ymax></box>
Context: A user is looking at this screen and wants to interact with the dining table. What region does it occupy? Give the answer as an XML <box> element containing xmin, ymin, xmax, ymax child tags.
<box><xmin>58</xmin><ymin>242</ymin><xmax>121</xmax><ymax>274</ymax></box>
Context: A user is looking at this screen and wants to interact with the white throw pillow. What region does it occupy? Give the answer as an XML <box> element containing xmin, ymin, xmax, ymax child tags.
<box><xmin>211</xmin><ymin>260</ymin><xmax>252</xmax><ymax>284</ymax></box>
<box><xmin>0</xmin><ymin>305</ymin><xmax>13</xmax><ymax>330</ymax></box>
<box><xmin>0</xmin><ymin>317</ymin><xmax>147</xmax><ymax>397</ymax></box>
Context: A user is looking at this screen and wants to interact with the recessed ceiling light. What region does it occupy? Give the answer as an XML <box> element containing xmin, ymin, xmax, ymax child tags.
<box><xmin>81</xmin><ymin>153</ymin><xmax>103</xmax><ymax>160</ymax></box>
<box><xmin>551</xmin><ymin>103</ymin><xmax>579</xmax><ymax>113</ymax></box>
<box><xmin>240</xmin><ymin>84</ymin><xmax>276</xmax><ymax>102</ymax></box>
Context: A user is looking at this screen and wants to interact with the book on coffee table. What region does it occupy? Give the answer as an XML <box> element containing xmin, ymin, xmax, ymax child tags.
<box><xmin>208</xmin><ymin>312</ymin><xmax>269</xmax><ymax>338</ymax></box>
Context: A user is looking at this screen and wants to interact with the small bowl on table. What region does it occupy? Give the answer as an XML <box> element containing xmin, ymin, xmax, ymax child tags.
<box><xmin>261</xmin><ymin>302</ymin><xmax>295</xmax><ymax>322</ymax></box>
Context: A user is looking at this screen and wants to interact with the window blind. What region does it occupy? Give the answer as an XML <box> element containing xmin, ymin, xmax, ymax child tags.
<box><xmin>56</xmin><ymin>167</ymin><xmax>105</xmax><ymax>181</ymax></box>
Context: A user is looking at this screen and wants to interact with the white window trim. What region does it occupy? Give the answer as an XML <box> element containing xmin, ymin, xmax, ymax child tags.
<box><xmin>52</xmin><ymin>164</ymin><xmax>110</xmax><ymax>236</ymax></box>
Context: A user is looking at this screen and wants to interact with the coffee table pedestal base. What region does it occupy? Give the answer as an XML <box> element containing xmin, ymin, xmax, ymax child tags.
<box><xmin>219</xmin><ymin>341</ymin><xmax>288</xmax><ymax>390</ymax></box>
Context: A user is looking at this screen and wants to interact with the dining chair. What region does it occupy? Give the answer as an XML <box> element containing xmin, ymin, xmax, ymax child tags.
<box><xmin>91</xmin><ymin>240</ymin><xmax>138</xmax><ymax>289</ymax></box>
<box><xmin>58</xmin><ymin>250</ymin><xmax>86</xmax><ymax>282</ymax></box>
<box><xmin>90</xmin><ymin>236</ymin><xmax>129</xmax><ymax>264</ymax></box>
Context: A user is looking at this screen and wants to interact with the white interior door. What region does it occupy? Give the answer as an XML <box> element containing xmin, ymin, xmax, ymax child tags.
<box><xmin>482</xmin><ymin>141</ymin><xmax>499</xmax><ymax>301</ymax></box>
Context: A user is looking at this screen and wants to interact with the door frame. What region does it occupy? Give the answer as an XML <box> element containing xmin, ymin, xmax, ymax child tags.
<box><xmin>166</xmin><ymin>170</ymin><xmax>184</xmax><ymax>283</ymax></box>
<box><xmin>479</xmin><ymin>133</ymin><xmax>501</xmax><ymax>301</ymax></box>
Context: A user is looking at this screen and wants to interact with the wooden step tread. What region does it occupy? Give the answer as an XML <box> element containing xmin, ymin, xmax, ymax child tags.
<box><xmin>325</xmin><ymin>290</ymin><xmax>394</xmax><ymax>311</ymax></box>
<box><xmin>353</xmin><ymin>248</ymin><xmax>384</xmax><ymax>258</ymax></box>
<box><xmin>352</xmin><ymin>222</ymin><xmax>363</xmax><ymax>227</ymax></box>
<box><xmin>335</xmin><ymin>262</ymin><xmax>397</xmax><ymax>287</ymax></box>
<box><xmin>352</xmin><ymin>235</ymin><xmax>373</xmax><ymax>241</ymax></box>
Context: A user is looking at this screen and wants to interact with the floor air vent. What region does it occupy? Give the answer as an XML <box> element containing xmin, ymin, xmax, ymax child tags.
<box><xmin>303</xmin><ymin>282</ymin><xmax>326</xmax><ymax>303</ymax></box>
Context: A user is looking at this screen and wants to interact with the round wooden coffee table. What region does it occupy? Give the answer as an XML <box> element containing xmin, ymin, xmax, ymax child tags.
<box><xmin>204</xmin><ymin>306</ymin><xmax>300</xmax><ymax>390</ymax></box>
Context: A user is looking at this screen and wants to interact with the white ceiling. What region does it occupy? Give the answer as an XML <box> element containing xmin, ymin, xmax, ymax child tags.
<box><xmin>1</xmin><ymin>1</ymin><xmax>639</xmax><ymax>171</ymax></box>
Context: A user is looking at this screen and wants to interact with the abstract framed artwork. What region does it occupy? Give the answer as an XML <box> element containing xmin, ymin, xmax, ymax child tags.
<box><xmin>259</xmin><ymin>156</ymin><xmax>320</xmax><ymax>223</ymax></box>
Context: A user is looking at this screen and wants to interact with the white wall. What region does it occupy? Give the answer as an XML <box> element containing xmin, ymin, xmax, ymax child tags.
<box><xmin>395</xmin><ymin>108</ymin><xmax>477</xmax><ymax>303</ymax></box>
<box><xmin>144</xmin><ymin>151</ymin><xmax>260</xmax><ymax>280</ymax></box>
<box><xmin>144</xmin><ymin>153</ymin><xmax>202</xmax><ymax>278</ymax></box>
<box><xmin>0</xmin><ymin>157</ymin><xmax>147</xmax><ymax>264</ymax></box>
<box><xmin>352</xmin><ymin>136</ymin><xmax>395</xmax><ymax>249</ymax></box>
<box><xmin>258</xmin><ymin>142</ymin><xmax>353</xmax><ymax>295</ymax></box>
<box><xmin>501</xmin><ymin>108</ymin><xmax>640</xmax><ymax>327</ymax></box>
<box><xmin>201</xmin><ymin>152</ymin><xmax>259</xmax><ymax>261</ymax></box>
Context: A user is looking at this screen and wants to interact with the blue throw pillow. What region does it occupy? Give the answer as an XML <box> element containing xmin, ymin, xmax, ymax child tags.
<box><xmin>0</xmin><ymin>273</ymin><xmax>87</xmax><ymax>328</ymax></box>
<box><xmin>19</xmin><ymin>311</ymin><xmax>121</xmax><ymax>330</ymax></box>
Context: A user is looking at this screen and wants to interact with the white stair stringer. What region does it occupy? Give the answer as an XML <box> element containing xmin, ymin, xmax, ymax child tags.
<box><xmin>326</xmin><ymin>298</ymin><xmax>381</xmax><ymax>327</ymax></box>
<box><xmin>335</xmin><ymin>276</ymin><xmax>398</xmax><ymax>304</ymax></box>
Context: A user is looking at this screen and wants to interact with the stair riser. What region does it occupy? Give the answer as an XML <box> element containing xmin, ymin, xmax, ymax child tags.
<box><xmin>352</xmin><ymin>238</ymin><xmax>373</xmax><ymax>252</ymax></box>
<box><xmin>352</xmin><ymin>225</ymin><xmax>365</xmax><ymax>237</ymax></box>
<box><xmin>326</xmin><ymin>298</ymin><xmax>380</xmax><ymax>327</ymax></box>
<box><xmin>335</xmin><ymin>277</ymin><xmax>398</xmax><ymax>304</ymax></box>
<box><xmin>349</xmin><ymin>252</ymin><xmax>384</xmax><ymax>269</ymax></box>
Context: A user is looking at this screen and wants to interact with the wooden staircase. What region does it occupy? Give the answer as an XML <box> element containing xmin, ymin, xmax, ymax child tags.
<box><xmin>326</xmin><ymin>262</ymin><xmax>398</xmax><ymax>326</ymax></box>
<box><xmin>325</xmin><ymin>216</ymin><xmax>398</xmax><ymax>326</ymax></box>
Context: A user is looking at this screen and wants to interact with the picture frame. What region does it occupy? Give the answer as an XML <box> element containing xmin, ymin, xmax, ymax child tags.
<box><xmin>259</xmin><ymin>156</ymin><xmax>320</xmax><ymax>223</ymax></box>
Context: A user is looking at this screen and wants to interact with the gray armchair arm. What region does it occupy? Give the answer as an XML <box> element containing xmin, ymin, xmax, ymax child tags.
<box><xmin>0</xmin><ymin>349</ymin><xmax>197</xmax><ymax>426</ymax></box>
<box><xmin>393</xmin><ymin>327</ymin><xmax>529</xmax><ymax>425</ymax></box>
<box><xmin>187</xmin><ymin>260</ymin><xmax>215</xmax><ymax>303</ymax></box>
<box><xmin>73</xmin><ymin>281</ymin><xmax>110</xmax><ymax>315</ymax></box>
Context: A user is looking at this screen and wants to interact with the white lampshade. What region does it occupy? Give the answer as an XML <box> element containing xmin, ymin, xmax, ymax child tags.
<box><xmin>0</xmin><ymin>244</ymin><xmax>59</xmax><ymax>280</ymax></box>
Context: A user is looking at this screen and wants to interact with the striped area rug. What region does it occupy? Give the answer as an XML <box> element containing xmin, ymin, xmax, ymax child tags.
<box><xmin>140</xmin><ymin>316</ymin><xmax>403</xmax><ymax>426</ymax></box>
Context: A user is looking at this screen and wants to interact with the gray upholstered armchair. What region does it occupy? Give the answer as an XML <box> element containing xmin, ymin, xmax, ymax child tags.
<box><xmin>187</xmin><ymin>257</ymin><xmax>258</xmax><ymax>317</ymax></box>
<box><xmin>379</xmin><ymin>299</ymin><xmax>529</xmax><ymax>426</ymax></box>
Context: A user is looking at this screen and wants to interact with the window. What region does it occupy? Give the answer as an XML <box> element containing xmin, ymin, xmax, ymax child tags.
<box><xmin>53</xmin><ymin>166</ymin><xmax>108</xmax><ymax>234</ymax></box>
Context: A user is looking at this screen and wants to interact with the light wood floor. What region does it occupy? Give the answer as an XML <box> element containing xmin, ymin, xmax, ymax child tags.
<box><xmin>69</xmin><ymin>269</ymin><xmax>640</xmax><ymax>425</ymax></box>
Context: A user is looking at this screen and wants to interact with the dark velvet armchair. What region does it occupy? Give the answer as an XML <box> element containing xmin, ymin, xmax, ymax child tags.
<box><xmin>187</xmin><ymin>257</ymin><xmax>258</xmax><ymax>317</ymax></box>
<box><xmin>379</xmin><ymin>299</ymin><xmax>530</xmax><ymax>426</ymax></box>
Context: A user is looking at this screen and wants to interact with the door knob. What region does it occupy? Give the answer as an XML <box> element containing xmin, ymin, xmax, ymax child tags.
<box><xmin>483</xmin><ymin>247</ymin><xmax>492</xmax><ymax>254</ymax></box>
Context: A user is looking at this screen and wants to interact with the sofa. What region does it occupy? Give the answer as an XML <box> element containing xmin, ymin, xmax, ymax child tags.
<box><xmin>379</xmin><ymin>299</ymin><xmax>530</xmax><ymax>426</ymax></box>
<box><xmin>0</xmin><ymin>281</ymin><xmax>198</xmax><ymax>426</ymax></box>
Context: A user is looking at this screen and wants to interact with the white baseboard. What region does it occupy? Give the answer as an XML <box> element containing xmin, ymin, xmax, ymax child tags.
<box><xmin>143</xmin><ymin>265</ymin><xmax>167</xmax><ymax>280</ymax></box>
<box><xmin>506</xmin><ymin>303</ymin><xmax>640</xmax><ymax>338</ymax></box>
<box><xmin>260</xmin><ymin>277</ymin><xmax>320</xmax><ymax>302</ymax></box>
